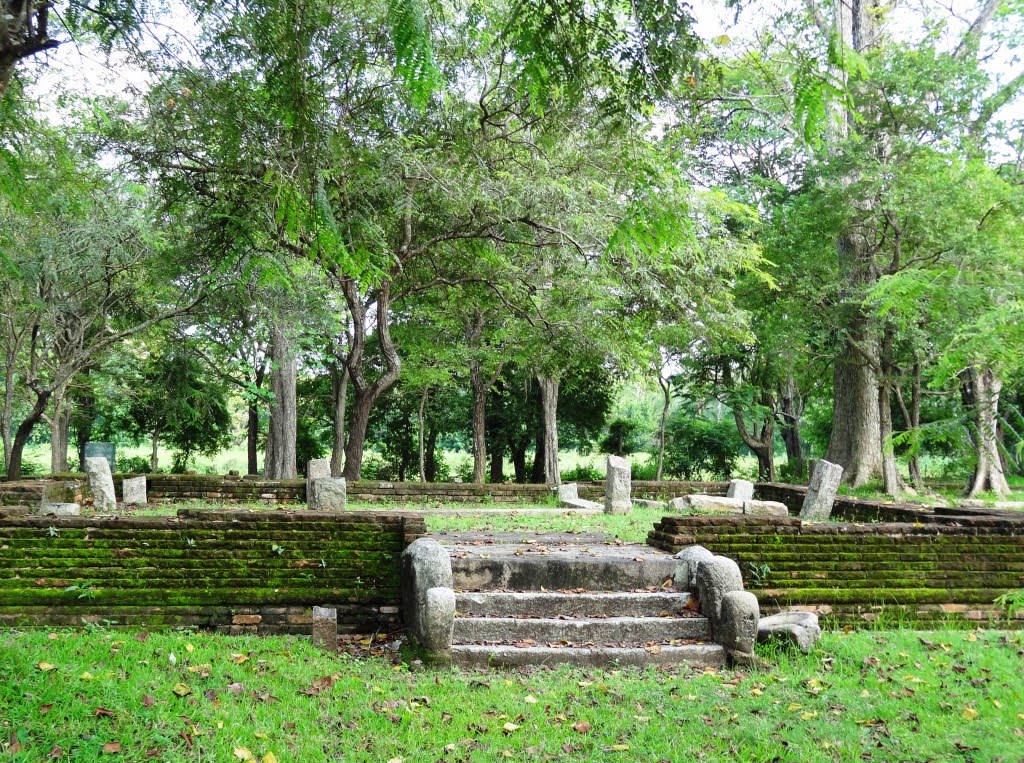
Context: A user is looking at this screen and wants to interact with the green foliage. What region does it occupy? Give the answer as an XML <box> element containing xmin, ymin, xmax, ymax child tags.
<box><xmin>662</xmin><ymin>408</ymin><xmax>742</xmax><ymax>481</ymax></box>
<box><xmin>559</xmin><ymin>463</ymin><xmax>602</xmax><ymax>482</ymax></box>
<box><xmin>598</xmin><ymin>417</ymin><xmax>647</xmax><ymax>457</ymax></box>
<box><xmin>124</xmin><ymin>350</ymin><xmax>233</xmax><ymax>470</ymax></box>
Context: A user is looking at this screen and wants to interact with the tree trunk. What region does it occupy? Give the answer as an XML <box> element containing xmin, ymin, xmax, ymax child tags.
<box><xmin>330</xmin><ymin>361</ymin><xmax>348</xmax><ymax>478</ymax></box>
<box><xmin>908</xmin><ymin>361</ymin><xmax>923</xmax><ymax>487</ymax></box>
<box><xmin>471</xmin><ymin>362</ymin><xmax>488</xmax><ymax>484</ymax></box>
<box><xmin>512</xmin><ymin>439</ymin><xmax>528</xmax><ymax>483</ymax></box>
<box><xmin>537</xmin><ymin>375</ymin><xmax>560</xmax><ymax>486</ymax></box>
<box><xmin>150</xmin><ymin>429</ymin><xmax>160</xmax><ymax>472</ymax></box>
<box><xmin>879</xmin><ymin>325</ymin><xmax>905</xmax><ymax>496</ymax></box>
<box><xmin>7</xmin><ymin>388</ymin><xmax>51</xmax><ymax>479</ymax></box>
<box><xmin>265</xmin><ymin>324</ymin><xmax>298</xmax><ymax>479</ymax></box>
<box><xmin>425</xmin><ymin>426</ymin><xmax>438</xmax><ymax>482</ymax></box>
<box><xmin>824</xmin><ymin>320</ymin><xmax>882</xmax><ymax>486</ymax></box>
<box><xmin>778</xmin><ymin>376</ymin><xmax>804</xmax><ymax>462</ymax></box>
<box><xmin>656</xmin><ymin>373</ymin><xmax>670</xmax><ymax>482</ymax></box>
<box><xmin>74</xmin><ymin>377</ymin><xmax>95</xmax><ymax>473</ymax></box>
<box><xmin>1</xmin><ymin>341</ymin><xmax>16</xmax><ymax>472</ymax></box>
<box><xmin>49</xmin><ymin>385</ymin><xmax>71</xmax><ymax>474</ymax></box>
<box><xmin>824</xmin><ymin>0</ymin><xmax>884</xmax><ymax>488</ymax></box>
<box><xmin>418</xmin><ymin>388</ymin><xmax>428</xmax><ymax>482</ymax></box>
<box><xmin>960</xmin><ymin>364</ymin><xmax>1010</xmax><ymax>498</ymax></box>
<box><xmin>530</xmin><ymin>432</ymin><xmax>545</xmax><ymax>484</ymax></box>
<box><xmin>340</xmin><ymin>280</ymin><xmax>401</xmax><ymax>482</ymax></box>
<box><xmin>489</xmin><ymin>430</ymin><xmax>504</xmax><ymax>483</ymax></box>
<box><xmin>246</xmin><ymin>403</ymin><xmax>260</xmax><ymax>475</ymax></box>
<box><xmin>732</xmin><ymin>401</ymin><xmax>775</xmax><ymax>482</ymax></box>
<box><xmin>246</xmin><ymin>361</ymin><xmax>267</xmax><ymax>476</ymax></box>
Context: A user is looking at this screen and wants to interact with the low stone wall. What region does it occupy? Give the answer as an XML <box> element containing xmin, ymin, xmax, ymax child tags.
<box><xmin>0</xmin><ymin>509</ymin><xmax>426</xmax><ymax>634</ymax></box>
<box><xmin>1</xmin><ymin>475</ymin><xmax>735</xmax><ymax>506</ymax></box>
<box><xmin>753</xmin><ymin>482</ymin><xmax>936</xmax><ymax>522</ymax></box>
<box><xmin>648</xmin><ymin>514</ymin><xmax>1024</xmax><ymax>628</ymax></box>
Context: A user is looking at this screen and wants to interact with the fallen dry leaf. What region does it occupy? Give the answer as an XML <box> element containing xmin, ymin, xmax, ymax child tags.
<box><xmin>101</xmin><ymin>741</ymin><xmax>122</xmax><ymax>754</ymax></box>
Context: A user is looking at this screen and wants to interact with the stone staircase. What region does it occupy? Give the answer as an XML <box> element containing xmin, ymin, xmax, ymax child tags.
<box><xmin>434</xmin><ymin>533</ymin><xmax>728</xmax><ymax>669</ymax></box>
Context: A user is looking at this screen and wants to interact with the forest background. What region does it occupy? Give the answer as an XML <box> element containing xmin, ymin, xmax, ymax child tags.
<box><xmin>3</xmin><ymin>0</ymin><xmax>1024</xmax><ymax>501</ymax></box>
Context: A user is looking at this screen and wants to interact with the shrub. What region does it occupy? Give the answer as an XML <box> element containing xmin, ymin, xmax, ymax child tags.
<box><xmin>561</xmin><ymin>463</ymin><xmax>602</xmax><ymax>482</ymax></box>
<box><xmin>118</xmin><ymin>455</ymin><xmax>152</xmax><ymax>474</ymax></box>
<box><xmin>598</xmin><ymin>418</ymin><xmax>647</xmax><ymax>456</ymax></box>
<box><xmin>662</xmin><ymin>411</ymin><xmax>742</xmax><ymax>481</ymax></box>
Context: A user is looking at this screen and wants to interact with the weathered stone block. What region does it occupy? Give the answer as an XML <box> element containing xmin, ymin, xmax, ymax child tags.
<box><xmin>695</xmin><ymin>555</ymin><xmax>744</xmax><ymax>622</ymax></box>
<box><xmin>42</xmin><ymin>481</ymin><xmax>82</xmax><ymax>505</ymax></box>
<box><xmin>756</xmin><ymin>611</ymin><xmax>821</xmax><ymax>654</ymax></box>
<box><xmin>311</xmin><ymin>606</ymin><xmax>337</xmax><ymax>650</ymax></box>
<box><xmin>669</xmin><ymin>495</ymin><xmax>744</xmax><ymax>513</ymax></box>
<box><xmin>672</xmin><ymin>545</ymin><xmax>715</xmax><ymax>590</ymax></box>
<box><xmin>422</xmin><ymin>587</ymin><xmax>455</xmax><ymax>660</ymax></box>
<box><xmin>306</xmin><ymin>459</ymin><xmax>331</xmax><ymax>505</ymax></box>
<box><xmin>310</xmin><ymin>478</ymin><xmax>347</xmax><ymax>511</ymax></box>
<box><xmin>232</xmin><ymin>614</ymin><xmax>262</xmax><ymax>625</ymax></box>
<box><xmin>400</xmin><ymin>538</ymin><xmax>454</xmax><ymax>654</ymax></box>
<box><xmin>84</xmin><ymin>456</ymin><xmax>117</xmax><ymax>511</ymax></box>
<box><xmin>743</xmin><ymin>500</ymin><xmax>789</xmax><ymax>517</ymax></box>
<box><xmin>726</xmin><ymin>479</ymin><xmax>755</xmax><ymax>501</ymax></box>
<box><xmin>799</xmin><ymin>460</ymin><xmax>844</xmax><ymax>521</ymax></box>
<box><xmin>557</xmin><ymin>483</ymin><xmax>579</xmax><ymax>502</ymax></box>
<box><xmin>122</xmin><ymin>476</ymin><xmax>147</xmax><ymax>506</ymax></box>
<box><xmin>719</xmin><ymin>590</ymin><xmax>759</xmax><ymax>660</ymax></box>
<box><xmin>36</xmin><ymin>502</ymin><xmax>80</xmax><ymax>517</ymax></box>
<box><xmin>604</xmin><ymin>456</ymin><xmax>632</xmax><ymax>515</ymax></box>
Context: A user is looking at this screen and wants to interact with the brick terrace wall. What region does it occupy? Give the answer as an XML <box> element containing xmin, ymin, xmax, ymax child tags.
<box><xmin>754</xmin><ymin>482</ymin><xmax>937</xmax><ymax>522</ymax></box>
<box><xmin>648</xmin><ymin>514</ymin><xmax>1024</xmax><ymax>628</ymax></box>
<box><xmin>2</xmin><ymin>476</ymin><xmax>734</xmax><ymax>505</ymax></box>
<box><xmin>0</xmin><ymin>509</ymin><xmax>426</xmax><ymax>634</ymax></box>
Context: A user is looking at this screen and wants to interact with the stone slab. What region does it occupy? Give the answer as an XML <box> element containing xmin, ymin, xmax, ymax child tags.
<box><xmin>122</xmin><ymin>476</ymin><xmax>147</xmax><ymax>505</ymax></box>
<box><xmin>306</xmin><ymin>459</ymin><xmax>331</xmax><ymax>506</ymax></box>
<box><xmin>604</xmin><ymin>455</ymin><xmax>632</xmax><ymax>515</ymax></box>
<box><xmin>800</xmin><ymin>460</ymin><xmax>844</xmax><ymax>521</ymax></box>
<box><xmin>83</xmin><ymin>442</ymin><xmax>116</xmax><ymax>473</ymax></box>
<box><xmin>726</xmin><ymin>479</ymin><xmax>755</xmax><ymax>501</ymax></box>
<box><xmin>84</xmin><ymin>456</ymin><xmax>116</xmax><ymax>511</ymax></box>
<box><xmin>310</xmin><ymin>477</ymin><xmax>346</xmax><ymax>511</ymax></box>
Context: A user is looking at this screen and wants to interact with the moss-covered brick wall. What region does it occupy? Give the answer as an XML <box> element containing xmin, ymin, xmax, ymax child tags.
<box><xmin>648</xmin><ymin>514</ymin><xmax>1024</xmax><ymax>629</ymax></box>
<box><xmin>0</xmin><ymin>509</ymin><xmax>426</xmax><ymax>634</ymax></box>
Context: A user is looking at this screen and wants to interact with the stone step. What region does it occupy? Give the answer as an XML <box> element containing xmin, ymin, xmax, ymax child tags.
<box><xmin>455</xmin><ymin>591</ymin><xmax>693</xmax><ymax>618</ymax></box>
<box><xmin>453</xmin><ymin>615</ymin><xmax>711</xmax><ymax>644</ymax></box>
<box><xmin>452</xmin><ymin>555</ymin><xmax>679</xmax><ymax>592</ymax></box>
<box><xmin>451</xmin><ymin>643</ymin><xmax>725</xmax><ymax>669</ymax></box>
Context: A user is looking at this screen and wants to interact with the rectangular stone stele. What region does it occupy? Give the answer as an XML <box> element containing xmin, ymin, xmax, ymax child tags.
<box><xmin>311</xmin><ymin>606</ymin><xmax>338</xmax><ymax>650</ymax></box>
<box><xmin>306</xmin><ymin>458</ymin><xmax>331</xmax><ymax>506</ymax></box>
<box><xmin>122</xmin><ymin>476</ymin><xmax>147</xmax><ymax>505</ymax></box>
<box><xmin>557</xmin><ymin>482</ymin><xmax>579</xmax><ymax>502</ymax></box>
<box><xmin>604</xmin><ymin>455</ymin><xmax>632</xmax><ymax>515</ymax></box>
<box><xmin>83</xmin><ymin>441</ymin><xmax>116</xmax><ymax>473</ymax></box>
<box><xmin>310</xmin><ymin>477</ymin><xmax>347</xmax><ymax>511</ymax></box>
<box><xmin>799</xmin><ymin>459</ymin><xmax>844</xmax><ymax>521</ymax></box>
<box><xmin>84</xmin><ymin>456</ymin><xmax>117</xmax><ymax>511</ymax></box>
<box><xmin>726</xmin><ymin>479</ymin><xmax>755</xmax><ymax>501</ymax></box>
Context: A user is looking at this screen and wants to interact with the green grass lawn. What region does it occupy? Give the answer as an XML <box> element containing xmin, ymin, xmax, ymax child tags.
<box><xmin>1</xmin><ymin>628</ymin><xmax>1022</xmax><ymax>761</ymax></box>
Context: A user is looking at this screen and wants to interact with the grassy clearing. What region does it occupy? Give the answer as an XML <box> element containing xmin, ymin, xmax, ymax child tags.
<box><xmin>1</xmin><ymin>628</ymin><xmax>1022</xmax><ymax>761</ymax></box>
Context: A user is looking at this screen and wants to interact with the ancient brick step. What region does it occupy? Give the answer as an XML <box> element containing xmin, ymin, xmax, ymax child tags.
<box><xmin>455</xmin><ymin>591</ymin><xmax>693</xmax><ymax>618</ymax></box>
<box><xmin>454</xmin><ymin>615</ymin><xmax>711</xmax><ymax>644</ymax></box>
<box><xmin>453</xmin><ymin>555</ymin><xmax>679</xmax><ymax>592</ymax></box>
<box><xmin>451</xmin><ymin>643</ymin><xmax>725</xmax><ymax>669</ymax></box>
